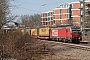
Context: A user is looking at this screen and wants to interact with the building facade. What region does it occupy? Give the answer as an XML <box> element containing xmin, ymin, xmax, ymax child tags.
<box><xmin>48</xmin><ymin>11</ymin><xmax>53</xmax><ymax>26</ymax></box>
<box><xmin>41</xmin><ymin>1</ymin><xmax>90</xmax><ymax>27</ymax></box>
<box><xmin>41</xmin><ymin>12</ymin><xmax>48</xmax><ymax>26</ymax></box>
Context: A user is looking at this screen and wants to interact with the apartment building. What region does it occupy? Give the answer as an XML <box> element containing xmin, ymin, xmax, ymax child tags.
<box><xmin>48</xmin><ymin>11</ymin><xmax>53</xmax><ymax>26</ymax></box>
<box><xmin>41</xmin><ymin>1</ymin><xmax>90</xmax><ymax>27</ymax></box>
<box><xmin>41</xmin><ymin>3</ymin><xmax>72</xmax><ymax>26</ymax></box>
<box><xmin>53</xmin><ymin>3</ymin><xmax>72</xmax><ymax>26</ymax></box>
<box><xmin>41</xmin><ymin>11</ymin><xmax>53</xmax><ymax>26</ymax></box>
<box><xmin>41</xmin><ymin>12</ymin><xmax>48</xmax><ymax>26</ymax></box>
<box><xmin>71</xmin><ymin>1</ymin><xmax>90</xmax><ymax>27</ymax></box>
<box><xmin>71</xmin><ymin>1</ymin><xmax>81</xmax><ymax>27</ymax></box>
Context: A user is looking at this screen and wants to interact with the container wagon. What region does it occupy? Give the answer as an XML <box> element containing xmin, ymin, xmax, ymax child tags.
<box><xmin>30</xmin><ymin>28</ymin><xmax>39</xmax><ymax>38</ymax></box>
<box><xmin>21</xmin><ymin>29</ymin><xmax>31</xmax><ymax>35</ymax></box>
<box><xmin>38</xmin><ymin>27</ymin><xmax>52</xmax><ymax>39</ymax></box>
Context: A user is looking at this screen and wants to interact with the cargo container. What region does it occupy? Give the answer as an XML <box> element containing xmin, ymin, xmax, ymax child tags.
<box><xmin>21</xmin><ymin>29</ymin><xmax>25</xmax><ymax>35</ymax></box>
<box><xmin>31</xmin><ymin>29</ymin><xmax>37</xmax><ymax>36</ymax></box>
<box><xmin>30</xmin><ymin>28</ymin><xmax>39</xmax><ymax>38</ymax></box>
<box><xmin>39</xmin><ymin>27</ymin><xmax>50</xmax><ymax>36</ymax></box>
<box><xmin>38</xmin><ymin>27</ymin><xmax>52</xmax><ymax>39</ymax></box>
<box><xmin>25</xmin><ymin>29</ymin><xmax>30</xmax><ymax>35</ymax></box>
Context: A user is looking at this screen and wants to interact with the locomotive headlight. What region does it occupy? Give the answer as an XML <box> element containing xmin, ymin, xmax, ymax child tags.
<box><xmin>70</xmin><ymin>33</ymin><xmax>72</xmax><ymax>37</ymax></box>
<box><xmin>78</xmin><ymin>37</ymin><xmax>80</xmax><ymax>39</ymax></box>
<box><xmin>78</xmin><ymin>37</ymin><xmax>82</xmax><ymax>40</ymax></box>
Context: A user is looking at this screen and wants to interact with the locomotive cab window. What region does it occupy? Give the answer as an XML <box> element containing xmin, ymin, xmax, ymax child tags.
<box><xmin>71</xmin><ymin>26</ymin><xmax>81</xmax><ymax>32</ymax></box>
<box><xmin>72</xmin><ymin>29</ymin><xmax>80</xmax><ymax>32</ymax></box>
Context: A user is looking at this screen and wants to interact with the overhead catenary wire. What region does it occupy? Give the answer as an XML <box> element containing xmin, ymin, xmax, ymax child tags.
<box><xmin>11</xmin><ymin>0</ymin><xmax>77</xmax><ymax>15</ymax></box>
<box><xmin>11</xmin><ymin>1</ymin><xmax>68</xmax><ymax>14</ymax></box>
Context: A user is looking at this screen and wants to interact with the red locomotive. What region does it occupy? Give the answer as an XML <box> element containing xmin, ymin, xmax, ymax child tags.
<box><xmin>50</xmin><ymin>26</ymin><xmax>82</xmax><ymax>43</ymax></box>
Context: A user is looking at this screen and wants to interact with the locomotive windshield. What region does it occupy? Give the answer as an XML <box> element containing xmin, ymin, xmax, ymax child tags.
<box><xmin>71</xmin><ymin>26</ymin><xmax>81</xmax><ymax>32</ymax></box>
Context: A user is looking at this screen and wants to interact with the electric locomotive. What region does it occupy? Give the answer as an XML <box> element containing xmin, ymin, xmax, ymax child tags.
<box><xmin>50</xmin><ymin>26</ymin><xmax>82</xmax><ymax>43</ymax></box>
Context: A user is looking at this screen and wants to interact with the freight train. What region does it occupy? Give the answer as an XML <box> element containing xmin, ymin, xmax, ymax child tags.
<box><xmin>21</xmin><ymin>26</ymin><xmax>82</xmax><ymax>43</ymax></box>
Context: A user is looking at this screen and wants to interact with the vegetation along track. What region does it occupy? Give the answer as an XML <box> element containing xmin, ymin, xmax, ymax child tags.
<box><xmin>40</xmin><ymin>40</ymin><xmax>90</xmax><ymax>51</ymax></box>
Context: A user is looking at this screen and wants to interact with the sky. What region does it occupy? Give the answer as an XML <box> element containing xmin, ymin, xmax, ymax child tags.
<box><xmin>10</xmin><ymin>0</ymin><xmax>78</xmax><ymax>15</ymax></box>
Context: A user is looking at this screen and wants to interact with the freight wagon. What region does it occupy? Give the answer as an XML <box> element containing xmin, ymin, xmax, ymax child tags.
<box><xmin>50</xmin><ymin>26</ymin><xmax>82</xmax><ymax>43</ymax></box>
<box><xmin>38</xmin><ymin>27</ymin><xmax>52</xmax><ymax>39</ymax></box>
<box><xmin>30</xmin><ymin>28</ymin><xmax>39</xmax><ymax>38</ymax></box>
<box><xmin>21</xmin><ymin>29</ymin><xmax>31</xmax><ymax>35</ymax></box>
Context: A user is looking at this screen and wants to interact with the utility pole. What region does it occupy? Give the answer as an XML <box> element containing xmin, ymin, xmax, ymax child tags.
<box><xmin>80</xmin><ymin>0</ymin><xmax>86</xmax><ymax>37</ymax></box>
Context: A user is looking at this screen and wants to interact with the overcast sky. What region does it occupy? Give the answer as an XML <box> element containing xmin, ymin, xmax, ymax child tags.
<box><xmin>10</xmin><ymin>0</ymin><xmax>83</xmax><ymax>15</ymax></box>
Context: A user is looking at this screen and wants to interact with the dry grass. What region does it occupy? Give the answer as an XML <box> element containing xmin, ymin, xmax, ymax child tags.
<box><xmin>82</xmin><ymin>30</ymin><xmax>90</xmax><ymax>42</ymax></box>
<box><xmin>0</xmin><ymin>30</ymin><xmax>55</xmax><ymax>60</ymax></box>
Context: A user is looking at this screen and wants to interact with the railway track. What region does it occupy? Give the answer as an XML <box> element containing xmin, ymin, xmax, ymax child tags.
<box><xmin>40</xmin><ymin>40</ymin><xmax>90</xmax><ymax>51</ymax></box>
<box><xmin>22</xmin><ymin>39</ymin><xmax>90</xmax><ymax>60</ymax></box>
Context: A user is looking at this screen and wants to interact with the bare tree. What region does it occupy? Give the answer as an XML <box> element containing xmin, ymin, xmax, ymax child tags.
<box><xmin>0</xmin><ymin>0</ymin><xmax>17</xmax><ymax>29</ymax></box>
<box><xmin>85</xmin><ymin>4</ymin><xmax>90</xmax><ymax>28</ymax></box>
<box><xmin>20</xmin><ymin>14</ymin><xmax>42</xmax><ymax>28</ymax></box>
<box><xmin>0</xmin><ymin>0</ymin><xmax>10</xmax><ymax>28</ymax></box>
<box><xmin>85</xmin><ymin>15</ymin><xmax>90</xmax><ymax>28</ymax></box>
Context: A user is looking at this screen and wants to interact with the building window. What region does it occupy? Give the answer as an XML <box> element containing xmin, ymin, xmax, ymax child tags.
<box><xmin>48</xmin><ymin>13</ymin><xmax>50</xmax><ymax>16</ymax></box>
<box><xmin>64</xmin><ymin>5</ymin><xmax>66</xmax><ymax>8</ymax></box>
<box><xmin>48</xmin><ymin>17</ymin><xmax>50</xmax><ymax>21</ymax></box>
<box><xmin>60</xmin><ymin>9</ymin><xmax>62</xmax><ymax>19</ymax></box>
<box><xmin>60</xmin><ymin>5</ymin><xmax>63</xmax><ymax>8</ymax></box>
